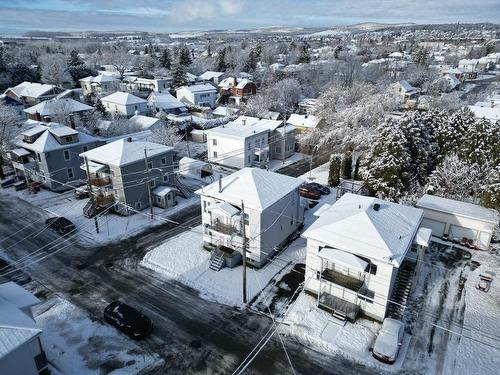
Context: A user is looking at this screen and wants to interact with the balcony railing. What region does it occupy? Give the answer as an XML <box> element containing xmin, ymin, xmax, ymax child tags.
<box><xmin>90</xmin><ymin>177</ymin><xmax>111</xmax><ymax>187</ymax></box>
<box><xmin>318</xmin><ymin>289</ymin><xmax>359</xmax><ymax>320</ymax></box>
<box><xmin>320</xmin><ymin>268</ymin><xmax>365</xmax><ymax>292</ymax></box>
<box><xmin>96</xmin><ymin>193</ymin><xmax>115</xmax><ymax>207</ymax></box>
<box><xmin>211</xmin><ymin>222</ymin><xmax>238</xmax><ymax>236</ymax></box>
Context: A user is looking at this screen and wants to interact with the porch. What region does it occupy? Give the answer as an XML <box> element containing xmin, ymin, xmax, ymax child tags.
<box><xmin>318</xmin><ymin>289</ymin><xmax>359</xmax><ymax>321</ymax></box>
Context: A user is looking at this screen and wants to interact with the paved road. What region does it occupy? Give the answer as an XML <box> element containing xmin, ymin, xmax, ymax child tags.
<box><xmin>0</xmin><ymin>193</ymin><xmax>383</xmax><ymax>375</ymax></box>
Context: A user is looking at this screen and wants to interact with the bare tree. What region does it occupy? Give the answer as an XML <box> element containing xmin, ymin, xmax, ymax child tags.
<box><xmin>40</xmin><ymin>54</ymin><xmax>71</xmax><ymax>86</ymax></box>
<box><xmin>149</xmin><ymin>125</ymin><xmax>182</xmax><ymax>147</ymax></box>
<box><xmin>0</xmin><ymin>104</ymin><xmax>22</xmax><ymax>178</ymax></box>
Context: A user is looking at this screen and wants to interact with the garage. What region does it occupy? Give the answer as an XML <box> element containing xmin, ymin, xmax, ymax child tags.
<box><xmin>416</xmin><ymin>194</ymin><xmax>498</xmax><ymax>250</ymax></box>
<box><xmin>421</xmin><ymin>218</ymin><xmax>446</xmax><ymax>237</ymax></box>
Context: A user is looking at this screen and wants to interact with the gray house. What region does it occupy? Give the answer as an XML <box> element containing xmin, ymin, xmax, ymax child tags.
<box><xmin>80</xmin><ymin>138</ymin><xmax>176</xmax><ymax>216</ymax></box>
<box><xmin>9</xmin><ymin>122</ymin><xmax>104</xmax><ymax>191</ymax></box>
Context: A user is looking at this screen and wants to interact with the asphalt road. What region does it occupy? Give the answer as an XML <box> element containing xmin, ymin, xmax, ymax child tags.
<box><xmin>0</xmin><ymin>192</ymin><xmax>383</xmax><ymax>375</ymax></box>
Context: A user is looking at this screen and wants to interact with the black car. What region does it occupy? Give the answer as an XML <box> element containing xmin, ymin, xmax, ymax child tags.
<box><xmin>45</xmin><ymin>217</ymin><xmax>76</xmax><ymax>234</ymax></box>
<box><xmin>104</xmin><ymin>301</ymin><xmax>153</xmax><ymax>340</ymax></box>
<box><xmin>303</xmin><ymin>182</ymin><xmax>330</xmax><ymax>195</ymax></box>
<box><xmin>74</xmin><ymin>187</ymin><xmax>91</xmax><ymax>200</ymax></box>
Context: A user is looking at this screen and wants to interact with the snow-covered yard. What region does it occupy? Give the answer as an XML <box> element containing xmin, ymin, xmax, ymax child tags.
<box><xmin>140</xmin><ymin>226</ymin><xmax>308</xmax><ymax>307</ymax></box>
<box><xmin>34</xmin><ymin>296</ymin><xmax>163</xmax><ymax>375</ymax></box>
<box><xmin>0</xmin><ymin>186</ymin><xmax>199</xmax><ymax>246</ymax></box>
<box><xmin>268</xmin><ymin>153</ymin><xmax>308</xmax><ymax>172</ymax></box>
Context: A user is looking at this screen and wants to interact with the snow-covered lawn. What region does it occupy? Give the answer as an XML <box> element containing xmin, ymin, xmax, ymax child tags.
<box><xmin>299</xmin><ymin>161</ymin><xmax>330</xmax><ymax>185</ymax></box>
<box><xmin>34</xmin><ymin>296</ymin><xmax>163</xmax><ymax>375</ymax></box>
<box><xmin>140</xmin><ymin>226</ymin><xmax>308</xmax><ymax>307</ymax></box>
<box><xmin>268</xmin><ymin>153</ymin><xmax>308</xmax><ymax>172</ymax></box>
<box><xmin>0</xmin><ymin>187</ymin><xmax>199</xmax><ymax>246</ymax></box>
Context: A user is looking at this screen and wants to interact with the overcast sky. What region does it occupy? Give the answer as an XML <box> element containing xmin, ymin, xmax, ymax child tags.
<box><xmin>0</xmin><ymin>0</ymin><xmax>498</xmax><ymax>34</ymax></box>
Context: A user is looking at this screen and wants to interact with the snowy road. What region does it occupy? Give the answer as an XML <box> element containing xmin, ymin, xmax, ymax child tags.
<box><xmin>0</xmin><ymin>192</ymin><xmax>380</xmax><ymax>375</ymax></box>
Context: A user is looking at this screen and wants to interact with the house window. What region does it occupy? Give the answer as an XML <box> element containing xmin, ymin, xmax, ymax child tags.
<box><xmin>213</xmin><ymin>151</ymin><xmax>218</xmax><ymax>158</ymax></box>
<box><xmin>147</xmin><ymin>161</ymin><xmax>153</xmax><ymax>169</ymax></box>
<box><xmin>67</xmin><ymin>168</ymin><xmax>74</xmax><ymax>179</ymax></box>
<box><xmin>135</xmin><ymin>105</ymin><xmax>138</xmax><ymax>110</ymax></box>
<box><xmin>63</xmin><ymin>150</ymin><xmax>70</xmax><ymax>161</ymax></box>
<box><xmin>156</xmin><ymin>196</ymin><xmax>161</xmax><ymax>203</ymax></box>
<box><xmin>369</xmin><ymin>264</ymin><xmax>377</xmax><ymax>275</ymax></box>
<box><xmin>149</xmin><ymin>179</ymin><xmax>155</xmax><ymax>188</ymax></box>
<box><xmin>65</xmin><ymin>136</ymin><xmax>73</xmax><ymax>142</ymax></box>
<box><xmin>37</xmin><ymin>153</ymin><xmax>41</xmax><ymax>162</ymax></box>
<box><xmin>358</xmin><ymin>288</ymin><xmax>375</xmax><ymax>303</ymax></box>
<box><xmin>276</xmin><ymin>147</ymin><xmax>281</xmax><ymax>154</ymax></box>
<box><xmin>163</xmin><ymin>175</ymin><xmax>168</xmax><ymax>182</ymax></box>
<box><xmin>111</xmin><ymin>170</ymin><xmax>115</xmax><ymax>177</ymax></box>
<box><xmin>82</xmin><ymin>145</ymin><xmax>88</xmax><ymax>152</ymax></box>
<box><xmin>244</xmin><ymin>213</ymin><xmax>249</xmax><ymax>225</ymax></box>
<box><xmin>136</xmin><ymin>202</ymin><xmax>142</xmax><ymax>210</ymax></box>
<box><xmin>161</xmin><ymin>157</ymin><xmax>166</xmax><ymax>165</ymax></box>
<box><xmin>212</xmin><ymin>139</ymin><xmax>217</xmax><ymax>146</ymax></box>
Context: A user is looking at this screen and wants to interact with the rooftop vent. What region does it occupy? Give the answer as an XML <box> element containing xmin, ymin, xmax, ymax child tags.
<box><xmin>126</xmin><ymin>137</ymin><xmax>133</xmax><ymax>142</ymax></box>
<box><xmin>373</xmin><ymin>203</ymin><xmax>380</xmax><ymax>211</ymax></box>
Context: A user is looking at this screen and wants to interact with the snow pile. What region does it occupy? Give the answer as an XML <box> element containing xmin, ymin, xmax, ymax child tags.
<box><xmin>34</xmin><ymin>297</ymin><xmax>163</xmax><ymax>374</ymax></box>
<box><xmin>140</xmin><ymin>226</ymin><xmax>307</xmax><ymax>307</ymax></box>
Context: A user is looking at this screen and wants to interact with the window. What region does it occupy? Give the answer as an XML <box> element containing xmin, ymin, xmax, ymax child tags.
<box><xmin>368</xmin><ymin>264</ymin><xmax>377</xmax><ymax>275</ymax></box>
<box><xmin>136</xmin><ymin>202</ymin><xmax>142</xmax><ymax>210</ymax></box>
<box><xmin>161</xmin><ymin>157</ymin><xmax>166</xmax><ymax>165</ymax></box>
<box><xmin>163</xmin><ymin>175</ymin><xmax>168</xmax><ymax>182</ymax></box>
<box><xmin>135</xmin><ymin>105</ymin><xmax>138</xmax><ymax>110</ymax></box>
<box><xmin>156</xmin><ymin>196</ymin><xmax>161</xmax><ymax>203</ymax></box>
<box><xmin>40</xmin><ymin>171</ymin><xmax>46</xmax><ymax>181</ymax></box>
<box><xmin>275</xmin><ymin>147</ymin><xmax>281</xmax><ymax>154</ymax></box>
<box><xmin>67</xmin><ymin>168</ymin><xmax>74</xmax><ymax>179</ymax></box>
<box><xmin>149</xmin><ymin>180</ymin><xmax>155</xmax><ymax>188</ymax></box>
<box><xmin>358</xmin><ymin>288</ymin><xmax>375</xmax><ymax>303</ymax></box>
<box><xmin>147</xmin><ymin>161</ymin><xmax>153</xmax><ymax>169</ymax></box>
<box><xmin>212</xmin><ymin>139</ymin><xmax>217</xmax><ymax>146</ymax></box>
<box><xmin>111</xmin><ymin>170</ymin><xmax>115</xmax><ymax>177</ymax></box>
<box><xmin>213</xmin><ymin>151</ymin><xmax>218</xmax><ymax>158</ymax></box>
<box><xmin>65</xmin><ymin>136</ymin><xmax>72</xmax><ymax>142</ymax></box>
<box><xmin>63</xmin><ymin>150</ymin><xmax>70</xmax><ymax>161</ymax></box>
<box><xmin>37</xmin><ymin>153</ymin><xmax>41</xmax><ymax>162</ymax></box>
<box><xmin>244</xmin><ymin>213</ymin><xmax>249</xmax><ymax>225</ymax></box>
<box><xmin>82</xmin><ymin>146</ymin><xmax>88</xmax><ymax>152</ymax></box>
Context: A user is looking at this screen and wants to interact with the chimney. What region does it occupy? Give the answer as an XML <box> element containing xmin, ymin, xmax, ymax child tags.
<box><xmin>35</xmin><ymin>112</ymin><xmax>41</xmax><ymax>121</ymax></box>
<box><xmin>69</xmin><ymin>113</ymin><xmax>76</xmax><ymax>129</ymax></box>
<box><xmin>242</xmin><ymin>119</ymin><xmax>246</xmax><ymax>126</ymax></box>
<box><xmin>126</xmin><ymin>137</ymin><xmax>133</xmax><ymax>142</ymax></box>
<box><xmin>233</xmin><ymin>77</ymin><xmax>237</xmax><ymax>87</ymax></box>
<box><xmin>373</xmin><ymin>203</ymin><xmax>380</xmax><ymax>211</ymax></box>
<box><xmin>218</xmin><ymin>174</ymin><xmax>222</xmax><ymax>193</ymax></box>
<box><xmin>44</xmin><ymin>116</ymin><xmax>52</xmax><ymax>123</ymax></box>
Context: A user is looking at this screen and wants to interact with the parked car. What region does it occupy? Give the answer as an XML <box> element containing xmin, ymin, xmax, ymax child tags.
<box><xmin>74</xmin><ymin>187</ymin><xmax>91</xmax><ymax>199</ymax></box>
<box><xmin>14</xmin><ymin>180</ymin><xmax>27</xmax><ymax>191</ymax></box>
<box><xmin>304</xmin><ymin>182</ymin><xmax>330</xmax><ymax>195</ymax></box>
<box><xmin>299</xmin><ymin>187</ymin><xmax>321</xmax><ymax>200</ymax></box>
<box><xmin>1</xmin><ymin>177</ymin><xmax>17</xmax><ymax>188</ymax></box>
<box><xmin>45</xmin><ymin>217</ymin><xmax>76</xmax><ymax>235</ymax></box>
<box><xmin>104</xmin><ymin>301</ymin><xmax>153</xmax><ymax>340</ymax></box>
<box><xmin>372</xmin><ymin>318</ymin><xmax>404</xmax><ymax>364</ymax></box>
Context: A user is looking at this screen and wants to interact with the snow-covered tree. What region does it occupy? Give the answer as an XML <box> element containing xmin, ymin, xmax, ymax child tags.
<box><xmin>341</xmin><ymin>151</ymin><xmax>352</xmax><ymax>179</ymax></box>
<box><xmin>149</xmin><ymin>125</ymin><xmax>182</xmax><ymax>147</ymax></box>
<box><xmin>171</xmin><ymin>64</ymin><xmax>188</xmax><ymax>89</ymax></box>
<box><xmin>328</xmin><ymin>154</ymin><xmax>341</xmax><ymax>187</ymax></box>
<box><xmin>178</xmin><ymin>45</ymin><xmax>192</xmax><ymax>67</ymax></box>
<box><xmin>159</xmin><ymin>48</ymin><xmax>172</xmax><ymax>70</ymax></box>
<box><xmin>0</xmin><ymin>104</ymin><xmax>22</xmax><ymax>178</ymax></box>
<box><xmin>41</xmin><ymin>55</ymin><xmax>71</xmax><ymax>86</ymax></box>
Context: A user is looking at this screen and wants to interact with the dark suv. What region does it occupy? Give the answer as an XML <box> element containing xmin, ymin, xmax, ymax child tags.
<box><xmin>104</xmin><ymin>301</ymin><xmax>153</xmax><ymax>340</ymax></box>
<box><xmin>45</xmin><ymin>217</ymin><xmax>76</xmax><ymax>234</ymax></box>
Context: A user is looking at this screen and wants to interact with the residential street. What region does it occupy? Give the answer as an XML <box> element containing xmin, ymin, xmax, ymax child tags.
<box><xmin>0</xmin><ymin>192</ymin><xmax>383</xmax><ymax>375</ymax></box>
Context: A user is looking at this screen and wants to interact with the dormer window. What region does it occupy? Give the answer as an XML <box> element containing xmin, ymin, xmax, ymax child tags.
<box><xmin>65</xmin><ymin>136</ymin><xmax>73</xmax><ymax>142</ymax></box>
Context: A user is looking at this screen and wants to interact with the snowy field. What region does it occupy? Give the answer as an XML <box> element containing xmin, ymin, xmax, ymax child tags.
<box><xmin>140</xmin><ymin>226</ymin><xmax>308</xmax><ymax>307</ymax></box>
<box><xmin>0</xmin><ymin>186</ymin><xmax>199</xmax><ymax>246</ymax></box>
<box><xmin>33</xmin><ymin>296</ymin><xmax>163</xmax><ymax>375</ymax></box>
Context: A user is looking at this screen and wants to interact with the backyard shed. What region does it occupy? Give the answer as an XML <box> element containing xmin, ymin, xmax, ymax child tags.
<box><xmin>416</xmin><ymin>194</ymin><xmax>498</xmax><ymax>250</ymax></box>
<box><xmin>178</xmin><ymin>157</ymin><xmax>214</xmax><ymax>182</ymax></box>
<box><xmin>152</xmin><ymin>186</ymin><xmax>177</xmax><ymax>209</ymax></box>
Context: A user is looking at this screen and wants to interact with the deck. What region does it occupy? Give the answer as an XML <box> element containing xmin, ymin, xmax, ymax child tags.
<box><xmin>318</xmin><ymin>292</ymin><xmax>359</xmax><ymax>321</ymax></box>
<box><xmin>321</xmin><ymin>268</ymin><xmax>365</xmax><ymax>292</ymax></box>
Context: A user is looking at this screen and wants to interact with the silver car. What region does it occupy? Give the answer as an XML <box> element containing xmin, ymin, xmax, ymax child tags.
<box><xmin>372</xmin><ymin>318</ymin><xmax>404</xmax><ymax>364</ymax></box>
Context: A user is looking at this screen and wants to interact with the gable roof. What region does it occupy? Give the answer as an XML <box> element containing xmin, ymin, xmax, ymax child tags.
<box><xmin>195</xmin><ymin>167</ymin><xmax>303</xmax><ymax>210</ymax></box>
<box><xmin>177</xmin><ymin>83</ymin><xmax>217</xmax><ymax>93</ymax></box>
<box><xmin>416</xmin><ymin>194</ymin><xmax>498</xmax><ymax>224</ymax></box>
<box><xmin>398</xmin><ymin>80</ymin><xmax>417</xmax><ymax>93</ymax></box>
<box><xmin>24</xmin><ymin>98</ymin><xmax>92</xmax><ymax>116</ymax></box>
<box><xmin>199</xmin><ymin>71</ymin><xmax>224</xmax><ymax>80</ymax></box>
<box><xmin>7</xmin><ymin>82</ymin><xmax>61</xmax><ymax>99</ymax></box>
<box><xmin>287</xmin><ymin>114</ymin><xmax>319</xmax><ymax>129</ymax></box>
<box><xmin>101</xmin><ymin>92</ymin><xmax>147</xmax><ymax>106</ymax></box>
<box><xmin>204</xmin><ymin>117</ymin><xmax>282</xmax><ymax>139</ymax></box>
<box><xmin>148</xmin><ymin>91</ymin><xmax>186</xmax><ymax>110</ymax></box>
<box><xmin>128</xmin><ymin>114</ymin><xmax>161</xmax><ymax>130</ymax></box>
<box><xmin>302</xmin><ymin>193</ymin><xmax>424</xmax><ymax>266</ymax></box>
<box><xmin>80</xmin><ymin>139</ymin><xmax>173</xmax><ymax>167</ymax></box>
<box><xmin>80</xmin><ymin>74</ymin><xmax>119</xmax><ymax>84</ymax></box>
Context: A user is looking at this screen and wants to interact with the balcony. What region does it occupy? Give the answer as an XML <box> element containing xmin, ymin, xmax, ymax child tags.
<box><xmin>320</xmin><ymin>268</ymin><xmax>365</xmax><ymax>292</ymax></box>
<box><xmin>95</xmin><ymin>192</ymin><xmax>115</xmax><ymax>207</ymax></box>
<box><xmin>89</xmin><ymin>177</ymin><xmax>111</xmax><ymax>187</ymax></box>
<box><xmin>11</xmin><ymin>160</ymin><xmax>36</xmax><ymax>172</ymax></box>
<box><xmin>318</xmin><ymin>289</ymin><xmax>359</xmax><ymax>321</ymax></box>
<box><xmin>211</xmin><ymin>222</ymin><xmax>237</xmax><ymax>235</ymax></box>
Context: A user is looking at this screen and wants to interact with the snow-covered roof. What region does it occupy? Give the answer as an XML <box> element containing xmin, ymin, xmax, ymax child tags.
<box><xmin>413</xmin><ymin>227</ymin><xmax>432</xmax><ymax>247</ymax></box>
<box><xmin>444</xmin><ymin>74</ymin><xmax>461</xmax><ymax>88</ymax></box>
<box><xmin>199</xmin><ymin>71</ymin><xmax>224</xmax><ymax>80</ymax></box>
<box><xmin>212</xmin><ymin>106</ymin><xmax>240</xmax><ymax>117</ymax></box>
<box><xmin>318</xmin><ymin>247</ymin><xmax>369</xmax><ymax>272</ymax></box>
<box><xmin>80</xmin><ymin>139</ymin><xmax>173</xmax><ymax>168</ymax></box>
<box><xmin>128</xmin><ymin>114</ymin><xmax>161</xmax><ymax>130</ymax></box>
<box><xmin>24</xmin><ymin>98</ymin><xmax>92</xmax><ymax>116</ymax></box>
<box><xmin>468</xmin><ymin>105</ymin><xmax>500</xmax><ymax>122</ymax></box>
<box><xmin>398</xmin><ymin>80</ymin><xmax>417</xmax><ymax>93</ymax></box>
<box><xmin>207</xmin><ymin>202</ymin><xmax>241</xmax><ymax>217</ymax></box>
<box><xmin>287</xmin><ymin>114</ymin><xmax>319</xmax><ymax>129</ymax></box>
<box><xmin>6</xmin><ymin>82</ymin><xmax>60</xmax><ymax>99</ymax></box>
<box><xmin>196</xmin><ymin>167</ymin><xmax>303</xmax><ymax>211</ymax></box>
<box><xmin>177</xmin><ymin>83</ymin><xmax>217</xmax><ymax>93</ymax></box>
<box><xmin>148</xmin><ymin>91</ymin><xmax>186</xmax><ymax>110</ymax></box>
<box><xmin>218</xmin><ymin>77</ymin><xmax>254</xmax><ymax>89</ymax></box>
<box><xmin>9</xmin><ymin>148</ymin><xmax>31</xmax><ymax>157</ymax></box>
<box><xmin>416</xmin><ymin>194</ymin><xmax>498</xmax><ymax>224</ymax></box>
<box><xmin>80</xmin><ymin>74</ymin><xmax>119</xmax><ymax>84</ymax></box>
<box><xmin>153</xmin><ymin>186</ymin><xmax>176</xmax><ymax>196</ymax></box>
<box><xmin>0</xmin><ymin>282</ymin><xmax>40</xmax><ymax>310</ymax></box>
<box><xmin>302</xmin><ymin>193</ymin><xmax>424</xmax><ymax>266</ymax></box>
<box><xmin>101</xmin><ymin>91</ymin><xmax>147</xmax><ymax>106</ymax></box>
<box><xmin>205</xmin><ymin>117</ymin><xmax>282</xmax><ymax>139</ymax></box>
<box><xmin>16</xmin><ymin>123</ymin><xmax>100</xmax><ymax>153</ymax></box>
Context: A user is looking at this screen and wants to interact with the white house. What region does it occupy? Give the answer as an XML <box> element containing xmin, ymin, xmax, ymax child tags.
<box><xmin>287</xmin><ymin>114</ymin><xmax>320</xmax><ymax>132</ymax></box>
<box><xmin>0</xmin><ymin>282</ymin><xmax>47</xmax><ymax>375</ymax></box>
<box><xmin>205</xmin><ymin>116</ymin><xmax>295</xmax><ymax>169</ymax></box>
<box><xmin>303</xmin><ymin>193</ymin><xmax>429</xmax><ymax>322</ymax></box>
<box><xmin>458</xmin><ymin>59</ymin><xmax>479</xmax><ymax>72</ymax></box>
<box><xmin>101</xmin><ymin>92</ymin><xmax>148</xmax><ymax>118</ymax></box>
<box><xmin>198</xmin><ymin>71</ymin><xmax>225</xmax><ymax>85</ymax></box>
<box><xmin>416</xmin><ymin>194</ymin><xmax>498</xmax><ymax>250</ymax></box>
<box><xmin>3</xmin><ymin>82</ymin><xmax>64</xmax><ymax>106</ymax></box>
<box><xmin>176</xmin><ymin>84</ymin><xmax>217</xmax><ymax>108</ymax></box>
<box><xmin>395</xmin><ymin>80</ymin><xmax>418</xmax><ymax>102</ymax></box>
<box><xmin>79</xmin><ymin>75</ymin><xmax>120</xmax><ymax>98</ymax></box>
<box><xmin>147</xmin><ymin>91</ymin><xmax>188</xmax><ymax>116</ymax></box>
<box><xmin>196</xmin><ymin>168</ymin><xmax>304</xmax><ymax>268</ymax></box>
<box><xmin>24</xmin><ymin>98</ymin><xmax>93</xmax><ymax>122</ymax></box>
<box><xmin>127</xmin><ymin>114</ymin><xmax>164</xmax><ymax>130</ymax></box>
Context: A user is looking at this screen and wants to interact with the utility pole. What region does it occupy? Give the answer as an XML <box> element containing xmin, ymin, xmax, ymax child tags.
<box><xmin>144</xmin><ymin>148</ymin><xmax>154</xmax><ymax>219</ymax></box>
<box><xmin>185</xmin><ymin>127</ymin><xmax>191</xmax><ymax>158</ymax></box>
<box><xmin>282</xmin><ymin>115</ymin><xmax>286</xmax><ymax>165</ymax></box>
<box><xmin>84</xmin><ymin>156</ymin><xmax>99</xmax><ymax>233</ymax></box>
<box><xmin>241</xmin><ymin>200</ymin><xmax>247</xmax><ymax>304</ymax></box>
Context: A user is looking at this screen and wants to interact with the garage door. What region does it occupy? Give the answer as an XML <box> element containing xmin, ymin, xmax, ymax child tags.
<box><xmin>421</xmin><ymin>218</ymin><xmax>446</xmax><ymax>237</ymax></box>
<box><xmin>448</xmin><ymin>225</ymin><xmax>477</xmax><ymax>242</ymax></box>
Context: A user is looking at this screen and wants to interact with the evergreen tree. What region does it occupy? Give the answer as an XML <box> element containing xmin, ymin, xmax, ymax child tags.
<box><xmin>353</xmin><ymin>156</ymin><xmax>361</xmax><ymax>180</ymax></box>
<box><xmin>207</xmin><ymin>41</ymin><xmax>212</xmax><ymax>57</ymax></box>
<box><xmin>297</xmin><ymin>45</ymin><xmax>311</xmax><ymax>64</ymax></box>
<box><xmin>171</xmin><ymin>64</ymin><xmax>187</xmax><ymax>88</ymax></box>
<box><xmin>159</xmin><ymin>48</ymin><xmax>172</xmax><ymax>70</ymax></box>
<box><xmin>244</xmin><ymin>49</ymin><xmax>258</xmax><ymax>72</ymax></box>
<box><xmin>217</xmin><ymin>47</ymin><xmax>227</xmax><ymax>72</ymax></box>
<box><xmin>328</xmin><ymin>154</ymin><xmax>342</xmax><ymax>187</ymax></box>
<box><xmin>94</xmin><ymin>99</ymin><xmax>107</xmax><ymax>116</ymax></box>
<box><xmin>411</xmin><ymin>47</ymin><xmax>429</xmax><ymax>66</ymax></box>
<box><xmin>340</xmin><ymin>151</ymin><xmax>352</xmax><ymax>179</ymax></box>
<box><xmin>67</xmin><ymin>49</ymin><xmax>84</xmax><ymax>67</ymax></box>
<box><xmin>178</xmin><ymin>45</ymin><xmax>192</xmax><ymax>67</ymax></box>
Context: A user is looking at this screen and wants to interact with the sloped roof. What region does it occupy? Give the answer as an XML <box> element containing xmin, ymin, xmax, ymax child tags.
<box><xmin>177</xmin><ymin>83</ymin><xmax>217</xmax><ymax>93</ymax></box>
<box><xmin>101</xmin><ymin>91</ymin><xmax>147</xmax><ymax>106</ymax></box>
<box><xmin>287</xmin><ymin>114</ymin><xmax>319</xmax><ymax>129</ymax></box>
<box><xmin>416</xmin><ymin>194</ymin><xmax>498</xmax><ymax>224</ymax></box>
<box><xmin>398</xmin><ymin>80</ymin><xmax>417</xmax><ymax>93</ymax></box>
<box><xmin>24</xmin><ymin>98</ymin><xmax>92</xmax><ymax>116</ymax></box>
<box><xmin>195</xmin><ymin>167</ymin><xmax>303</xmax><ymax>211</ymax></box>
<box><xmin>7</xmin><ymin>82</ymin><xmax>60</xmax><ymax>99</ymax></box>
<box><xmin>205</xmin><ymin>117</ymin><xmax>282</xmax><ymax>139</ymax></box>
<box><xmin>199</xmin><ymin>71</ymin><xmax>224</xmax><ymax>80</ymax></box>
<box><xmin>80</xmin><ymin>139</ymin><xmax>173</xmax><ymax>167</ymax></box>
<box><xmin>302</xmin><ymin>193</ymin><xmax>424</xmax><ymax>266</ymax></box>
<box><xmin>80</xmin><ymin>74</ymin><xmax>119</xmax><ymax>84</ymax></box>
<box><xmin>148</xmin><ymin>91</ymin><xmax>186</xmax><ymax>110</ymax></box>
<box><xmin>128</xmin><ymin>114</ymin><xmax>161</xmax><ymax>130</ymax></box>
<box><xmin>0</xmin><ymin>282</ymin><xmax>39</xmax><ymax>311</ymax></box>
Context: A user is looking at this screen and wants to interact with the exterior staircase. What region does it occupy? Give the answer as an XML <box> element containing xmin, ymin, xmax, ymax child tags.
<box><xmin>209</xmin><ymin>248</ymin><xmax>225</xmax><ymax>271</ymax></box>
<box><xmin>385</xmin><ymin>263</ymin><xmax>415</xmax><ymax>320</ymax></box>
<box><xmin>173</xmin><ymin>175</ymin><xmax>194</xmax><ymax>198</ymax></box>
<box><xmin>83</xmin><ymin>200</ymin><xmax>97</xmax><ymax>218</ymax></box>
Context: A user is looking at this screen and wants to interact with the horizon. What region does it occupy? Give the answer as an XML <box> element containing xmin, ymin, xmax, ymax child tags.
<box><xmin>0</xmin><ymin>0</ymin><xmax>499</xmax><ymax>35</ymax></box>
